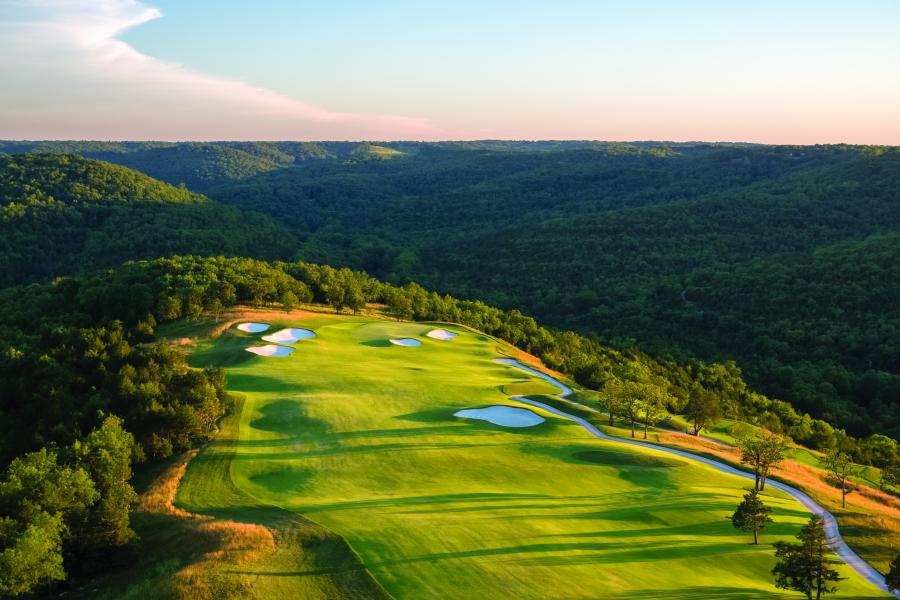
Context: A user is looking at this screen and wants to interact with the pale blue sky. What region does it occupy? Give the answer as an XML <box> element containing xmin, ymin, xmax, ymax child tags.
<box><xmin>1</xmin><ymin>0</ymin><xmax>898</xmax><ymax>141</ymax></box>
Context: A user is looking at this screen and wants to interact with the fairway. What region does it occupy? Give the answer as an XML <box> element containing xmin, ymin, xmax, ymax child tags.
<box><xmin>177</xmin><ymin>316</ymin><xmax>890</xmax><ymax>599</ymax></box>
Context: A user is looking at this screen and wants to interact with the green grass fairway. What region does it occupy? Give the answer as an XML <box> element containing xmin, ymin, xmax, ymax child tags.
<box><xmin>178</xmin><ymin>316</ymin><xmax>889</xmax><ymax>599</ymax></box>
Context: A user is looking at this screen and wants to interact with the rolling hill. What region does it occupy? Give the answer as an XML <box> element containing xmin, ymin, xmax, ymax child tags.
<box><xmin>0</xmin><ymin>154</ymin><xmax>297</xmax><ymax>286</ymax></box>
<box><xmin>198</xmin><ymin>143</ymin><xmax>900</xmax><ymax>439</ymax></box>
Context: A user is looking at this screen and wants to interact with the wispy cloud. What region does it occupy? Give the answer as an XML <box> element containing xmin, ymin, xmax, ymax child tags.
<box><xmin>0</xmin><ymin>0</ymin><xmax>439</xmax><ymax>140</ymax></box>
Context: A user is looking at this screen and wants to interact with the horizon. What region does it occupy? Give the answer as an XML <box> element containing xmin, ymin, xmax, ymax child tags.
<box><xmin>2</xmin><ymin>139</ymin><xmax>897</xmax><ymax>147</ymax></box>
<box><xmin>1</xmin><ymin>1</ymin><xmax>898</xmax><ymax>144</ymax></box>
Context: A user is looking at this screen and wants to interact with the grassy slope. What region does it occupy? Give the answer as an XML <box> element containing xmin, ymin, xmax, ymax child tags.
<box><xmin>554</xmin><ymin>399</ymin><xmax>900</xmax><ymax>574</ymax></box>
<box><xmin>178</xmin><ymin>315</ymin><xmax>889</xmax><ymax>599</ymax></box>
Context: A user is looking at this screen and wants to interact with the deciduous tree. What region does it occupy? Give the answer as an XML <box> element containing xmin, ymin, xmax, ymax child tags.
<box><xmin>639</xmin><ymin>385</ymin><xmax>673</xmax><ymax>440</ymax></box>
<box><xmin>737</xmin><ymin>431</ymin><xmax>789</xmax><ymax>491</ymax></box>
<box><xmin>823</xmin><ymin>450</ymin><xmax>857</xmax><ymax>509</ymax></box>
<box><xmin>71</xmin><ymin>416</ymin><xmax>137</xmax><ymax>555</ymax></box>
<box><xmin>684</xmin><ymin>385</ymin><xmax>720</xmax><ymax>435</ymax></box>
<box><xmin>880</xmin><ymin>458</ymin><xmax>899</xmax><ymax>492</ymax></box>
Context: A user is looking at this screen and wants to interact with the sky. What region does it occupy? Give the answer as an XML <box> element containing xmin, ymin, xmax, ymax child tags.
<box><xmin>1</xmin><ymin>0</ymin><xmax>898</xmax><ymax>143</ymax></box>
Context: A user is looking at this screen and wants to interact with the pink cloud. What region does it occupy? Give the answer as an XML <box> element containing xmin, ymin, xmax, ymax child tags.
<box><xmin>0</xmin><ymin>0</ymin><xmax>439</xmax><ymax>140</ymax></box>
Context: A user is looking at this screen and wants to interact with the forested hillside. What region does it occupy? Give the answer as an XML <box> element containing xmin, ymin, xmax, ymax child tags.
<box><xmin>197</xmin><ymin>144</ymin><xmax>900</xmax><ymax>438</ymax></box>
<box><xmin>0</xmin><ymin>141</ymin><xmax>403</xmax><ymax>191</ymax></box>
<box><xmin>0</xmin><ymin>154</ymin><xmax>296</xmax><ymax>286</ymax></box>
<box><xmin>1</xmin><ymin>142</ymin><xmax>897</xmax><ymax>439</ymax></box>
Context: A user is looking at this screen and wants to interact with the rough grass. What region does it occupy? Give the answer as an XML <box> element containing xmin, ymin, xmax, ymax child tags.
<box><xmin>54</xmin><ymin>444</ymin><xmax>277</xmax><ymax>600</ymax></box>
<box><xmin>176</xmin><ymin>314</ymin><xmax>891</xmax><ymax>599</ymax></box>
<box><xmin>55</xmin><ymin>397</ymin><xmax>388</xmax><ymax>600</ymax></box>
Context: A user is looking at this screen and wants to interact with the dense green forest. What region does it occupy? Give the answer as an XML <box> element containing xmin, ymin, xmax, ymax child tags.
<box><xmin>0</xmin><ymin>141</ymin><xmax>406</xmax><ymax>191</ymax></box>
<box><xmin>0</xmin><ymin>142</ymin><xmax>897</xmax><ymax>440</ymax></box>
<box><xmin>0</xmin><ymin>154</ymin><xmax>296</xmax><ymax>286</ymax></box>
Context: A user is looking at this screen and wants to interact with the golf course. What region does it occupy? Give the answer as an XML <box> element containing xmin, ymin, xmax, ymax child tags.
<box><xmin>174</xmin><ymin>313</ymin><xmax>892</xmax><ymax>599</ymax></box>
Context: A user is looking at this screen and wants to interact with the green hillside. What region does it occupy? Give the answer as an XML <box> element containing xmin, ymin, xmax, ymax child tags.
<box><xmin>0</xmin><ymin>154</ymin><xmax>297</xmax><ymax>286</ymax></box>
<box><xmin>198</xmin><ymin>143</ymin><xmax>900</xmax><ymax>439</ymax></box>
<box><xmin>0</xmin><ymin>141</ymin><xmax>408</xmax><ymax>191</ymax></box>
<box><xmin>1</xmin><ymin>143</ymin><xmax>898</xmax><ymax>441</ymax></box>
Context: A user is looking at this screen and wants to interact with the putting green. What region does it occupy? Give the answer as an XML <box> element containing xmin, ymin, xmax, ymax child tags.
<box><xmin>178</xmin><ymin>317</ymin><xmax>889</xmax><ymax>599</ymax></box>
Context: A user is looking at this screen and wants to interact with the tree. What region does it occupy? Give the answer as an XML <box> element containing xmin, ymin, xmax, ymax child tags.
<box><xmin>886</xmin><ymin>550</ymin><xmax>900</xmax><ymax>593</ymax></box>
<box><xmin>280</xmin><ymin>290</ymin><xmax>299</xmax><ymax>312</ymax></box>
<box><xmin>684</xmin><ymin>385</ymin><xmax>720</xmax><ymax>435</ymax></box>
<box><xmin>387</xmin><ymin>289</ymin><xmax>413</xmax><ymax>321</ymax></box>
<box><xmin>772</xmin><ymin>515</ymin><xmax>843</xmax><ymax>600</ymax></box>
<box><xmin>207</xmin><ymin>297</ymin><xmax>224</xmax><ymax>323</ymax></box>
<box><xmin>600</xmin><ymin>379</ymin><xmax>625</xmax><ymax>426</ymax></box>
<box><xmin>639</xmin><ymin>384</ymin><xmax>673</xmax><ymax>440</ymax></box>
<box><xmin>0</xmin><ymin>448</ymin><xmax>97</xmax><ymax>597</ymax></box>
<box><xmin>823</xmin><ymin>450</ymin><xmax>857</xmax><ymax>509</ymax></box>
<box><xmin>71</xmin><ymin>416</ymin><xmax>138</xmax><ymax>555</ymax></box>
<box><xmin>0</xmin><ymin>513</ymin><xmax>67</xmax><ymax>597</ymax></box>
<box><xmin>880</xmin><ymin>458</ymin><xmax>899</xmax><ymax>492</ymax></box>
<box><xmin>325</xmin><ymin>284</ymin><xmax>346</xmax><ymax>313</ymax></box>
<box><xmin>345</xmin><ymin>284</ymin><xmax>366</xmax><ymax>314</ymax></box>
<box><xmin>602</xmin><ymin>379</ymin><xmax>644</xmax><ymax>437</ymax></box>
<box><xmin>729</xmin><ymin>488</ymin><xmax>772</xmax><ymax>544</ymax></box>
<box><xmin>737</xmin><ymin>431</ymin><xmax>789</xmax><ymax>491</ymax></box>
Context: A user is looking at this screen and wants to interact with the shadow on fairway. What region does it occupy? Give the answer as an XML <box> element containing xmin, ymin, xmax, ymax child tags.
<box><xmin>228</xmin><ymin>372</ymin><xmax>311</xmax><ymax>394</ymax></box>
<box><xmin>250</xmin><ymin>399</ymin><xmax>330</xmax><ymax>438</ymax></box>
<box><xmin>394</xmin><ymin>407</ymin><xmax>455</xmax><ymax>423</ymax></box>
<box><xmin>359</xmin><ymin>339</ymin><xmax>393</xmax><ymax>347</ymax></box>
<box><xmin>248</xmin><ymin>466</ymin><xmax>315</xmax><ymax>494</ymax></box>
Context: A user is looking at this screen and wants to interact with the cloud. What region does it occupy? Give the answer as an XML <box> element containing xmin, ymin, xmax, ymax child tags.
<box><xmin>0</xmin><ymin>0</ymin><xmax>439</xmax><ymax>140</ymax></box>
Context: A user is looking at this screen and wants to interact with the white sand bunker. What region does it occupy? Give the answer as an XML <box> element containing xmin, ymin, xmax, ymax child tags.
<box><xmin>236</xmin><ymin>322</ymin><xmax>270</xmax><ymax>333</ymax></box>
<box><xmin>426</xmin><ymin>329</ymin><xmax>458</xmax><ymax>341</ymax></box>
<box><xmin>389</xmin><ymin>338</ymin><xmax>423</xmax><ymax>347</ymax></box>
<box><xmin>454</xmin><ymin>405</ymin><xmax>545</xmax><ymax>427</ymax></box>
<box><xmin>245</xmin><ymin>345</ymin><xmax>295</xmax><ymax>357</ymax></box>
<box><xmin>262</xmin><ymin>328</ymin><xmax>316</xmax><ymax>344</ymax></box>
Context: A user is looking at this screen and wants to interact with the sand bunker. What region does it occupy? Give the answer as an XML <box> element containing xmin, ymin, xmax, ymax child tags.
<box><xmin>389</xmin><ymin>338</ymin><xmax>423</xmax><ymax>347</ymax></box>
<box><xmin>262</xmin><ymin>328</ymin><xmax>316</xmax><ymax>344</ymax></box>
<box><xmin>455</xmin><ymin>405</ymin><xmax>545</xmax><ymax>427</ymax></box>
<box><xmin>236</xmin><ymin>322</ymin><xmax>270</xmax><ymax>333</ymax></box>
<box><xmin>426</xmin><ymin>329</ymin><xmax>458</xmax><ymax>341</ymax></box>
<box><xmin>245</xmin><ymin>345</ymin><xmax>295</xmax><ymax>357</ymax></box>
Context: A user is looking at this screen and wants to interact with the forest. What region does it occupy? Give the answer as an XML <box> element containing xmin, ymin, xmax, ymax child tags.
<box><xmin>0</xmin><ymin>144</ymin><xmax>897</xmax><ymax>441</ymax></box>
<box><xmin>0</xmin><ymin>154</ymin><xmax>296</xmax><ymax>286</ymax></box>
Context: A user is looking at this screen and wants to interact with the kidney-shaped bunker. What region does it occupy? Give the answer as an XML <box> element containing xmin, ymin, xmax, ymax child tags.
<box><xmin>389</xmin><ymin>338</ymin><xmax>423</xmax><ymax>347</ymax></box>
<box><xmin>236</xmin><ymin>322</ymin><xmax>270</xmax><ymax>333</ymax></box>
<box><xmin>245</xmin><ymin>344</ymin><xmax>295</xmax><ymax>357</ymax></box>
<box><xmin>454</xmin><ymin>405</ymin><xmax>545</xmax><ymax>427</ymax></box>
<box><xmin>426</xmin><ymin>329</ymin><xmax>459</xmax><ymax>341</ymax></box>
<box><xmin>262</xmin><ymin>328</ymin><xmax>316</xmax><ymax>344</ymax></box>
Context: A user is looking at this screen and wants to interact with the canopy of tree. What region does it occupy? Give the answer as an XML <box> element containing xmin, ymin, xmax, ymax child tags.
<box><xmin>0</xmin><ymin>154</ymin><xmax>297</xmax><ymax>286</ymax></box>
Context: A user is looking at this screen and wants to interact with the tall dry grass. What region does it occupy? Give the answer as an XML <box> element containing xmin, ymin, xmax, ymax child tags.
<box><xmin>136</xmin><ymin>450</ymin><xmax>277</xmax><ymax>599</ymax></box>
